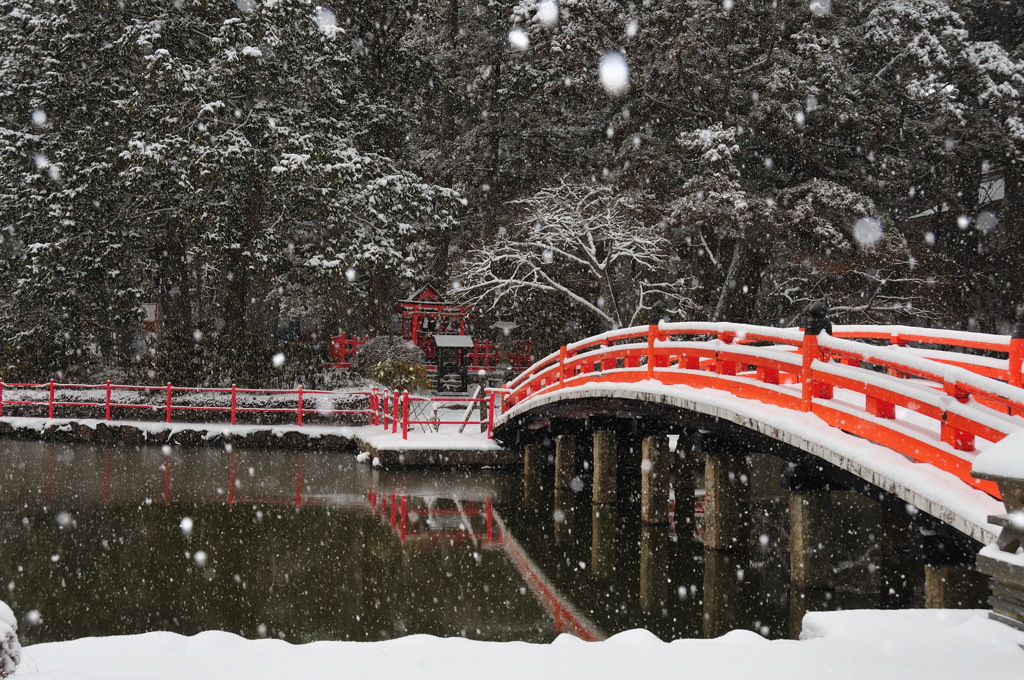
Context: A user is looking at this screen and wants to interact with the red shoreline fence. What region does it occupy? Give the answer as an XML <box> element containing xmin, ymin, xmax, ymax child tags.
<box><xmin>503</xmin><ymin>321</ymin><xmax>1024</xmax><ymax>500</ymax></box>
<box><xmin>0</xmin><ymin>380</ymin><xmax>505</xmax><ymax>438</ymax></box>
<box><xmin>0</xmin><ymin>380</ymin><xmax>375</xmax><ymax>426</ymax></box>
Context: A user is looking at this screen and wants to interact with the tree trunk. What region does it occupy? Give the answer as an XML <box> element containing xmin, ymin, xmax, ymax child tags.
<box><xmin>366</xmin><ymin>266</ymin><xmax>398</xmax><ymax>336</ymax></box>
<box><xmin>155</xmin><ymin>226</ymin><xmax>193</xmax><ymax>344</ymax></box>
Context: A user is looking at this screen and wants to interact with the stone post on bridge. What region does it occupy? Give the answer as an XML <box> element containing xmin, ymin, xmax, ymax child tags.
<box><xmin>554</xmin><ymin>434</ymin><xmax>578</xmax><ymax>490</ymax></box>
<box><xmin>782</xmin><ymin>462</ymin><xmax>834</xmax><ymax>589</ymax></box>
<box><xmin>641</xmin><ymin>434</ymin><xmax>671</xmax><ymax>524</ymax></box>
<box><xmin>672</xmin><ymin>432</ymin><xmax>701</xmax><ymax>535</ymax></box>
<box><xmin>972</xmin><ymin>430</ymin><xmax>1024</xmax><ymax>631</ymax></box>
<box><xmin>703</xmin><ymin>441</ymin><xmax>752</xmax><ymax>552</ymax></box>
<box><xmin>592</xmin><ymin>430</ymin><xmax>618</xmax><ymax>505</ymax></box>
<box><xmin>523</xmin><ymin>442</ymin><xmax>544</xmax><ymax>479</ymax></box>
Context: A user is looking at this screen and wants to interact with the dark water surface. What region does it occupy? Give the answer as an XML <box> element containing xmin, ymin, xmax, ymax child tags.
<box><xmin>0</xmin><ymin>441</ymin><xmax>927</xmax><ymax>645</ymax></box>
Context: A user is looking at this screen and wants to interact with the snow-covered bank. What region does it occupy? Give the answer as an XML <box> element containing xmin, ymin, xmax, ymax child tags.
<box><xmin>11</xmin><ymin>610</ymin><xmax>1023</xmax><ymax>680</ymax></box>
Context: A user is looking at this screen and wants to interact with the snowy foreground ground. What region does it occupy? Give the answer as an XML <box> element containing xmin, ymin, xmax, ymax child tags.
<box><xmin>12</xmin><ymin>610</ymin><xmax>1024</xmax><ymax>680</ymax></box>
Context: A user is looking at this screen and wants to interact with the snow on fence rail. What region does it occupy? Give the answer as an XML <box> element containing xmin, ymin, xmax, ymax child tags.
<box><xmin>503</xmin><ymin>322</ymin><xmax>1024</xmax><ymax>500</ymax></box>
<box><xmin>0</xmin><ymin>380</ymin><xmax>375</xmax><ymax>426</ymax></box>
<box><xmin>0</xmin><ymin>380</ymin><xmax>507</xmax><ymax>439</ymax></box>
<box><xmin>372</xmin><ymin>387</ymin><xmax>504</xmax><ymax>440</ymax></box>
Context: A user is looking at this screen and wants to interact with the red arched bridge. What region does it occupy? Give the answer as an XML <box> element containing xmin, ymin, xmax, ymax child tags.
<box><xmin>493</xmin><ymin>316</ymin><xmax>1023</xmax><ymax>545</ymax></box>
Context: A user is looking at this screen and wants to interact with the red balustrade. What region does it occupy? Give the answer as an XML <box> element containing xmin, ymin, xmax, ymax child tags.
<box><xmin>500</xmin><ymin>322</ymin><xmax>1024</xmax><ymax>500</ymax></box>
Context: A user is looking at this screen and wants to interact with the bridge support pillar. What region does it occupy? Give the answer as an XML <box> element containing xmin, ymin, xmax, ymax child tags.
<box><xmin>523</xmin><ymin>442</ymin><xmax>544</xmax><ymax>479</ymax></box>
<box><xmin>592</xmin><ymin>430</ymin><xmax>618</xmax><ymax>505</ymax></box>
<box><xmin>672</xmin><ymin>433</ymin><xmax>701</xmax><ymax>535</ymax></box>
<box><xmin>641</xmin><ymin>434</ymin><xmax>671</xmax><ymax>524</ymax></box>
<box><xmin>554</xmin><ymin>434</ymin><xmax>578</xmax><ymax>490</ymax></box>
<box><xmin>703</xmin><ymin>449</ymin><xmax>752</xmax><ymax>551</ymax></box>
<box><xmin>788</xmin><ymin>490</ymin><xmax>833</xmax><ymax>589</ymax></box>
<box><xmin>702</xmin><ymin>548</ymin><xmax>746</xmax><ymax>637</ymax></box>
<box><xmin>639</xmin><ymin>526</ymin><xmax>671</xmax><ymax>612</ymax></box>
<box><xmin>553</xmin><ymin>490</ymin><xmax>581</xmax><ymax>545</ymax></box>
<box><xmin>924</xmin><ymin>565</ymin><xmax>989</xmax><ymax>609</ymax></box>
<box><xmin>591</xmin><ymin>504</ymin><xmax>618</xmax><ymax>579</ymax></box>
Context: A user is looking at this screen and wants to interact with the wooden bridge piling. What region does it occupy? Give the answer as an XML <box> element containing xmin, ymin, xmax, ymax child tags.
<box><xmin>788</xmin><ymin>490</ymin><xmax>834</xmax><ymax>589</ymax></box>
<box><xmin>641</xmin><ymin>434</ymin><xmax>671</xmax><ymax>524</ymax></box>
<box><xmin>639</xmin><ymin>526</ymin><xmax>671</xmax><ymax>612</ymax></box>
<box><xmin>554</xmin><ymin>434</ymin><xmax>578</xmax><ymax>490</ymax></box>
<box><xmin>592</xmin><ymin>430</ymin><xmax>618</xmax><ymax>505</ymax></box>
<box><xmin>590</xmin><ymin>503</ymin><xmax>618</xmax><ymax>579</ymax></box>
<box><xmin>703</xmin><ymin>447</ymin><xmax>752</xmax><ymax>552</ymax></box>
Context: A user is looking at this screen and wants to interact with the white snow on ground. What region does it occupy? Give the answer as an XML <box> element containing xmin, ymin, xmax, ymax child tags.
<box><xmin>10</xmin><ymin>610</ymin><xmax>1023</xmax><ymax>680</ymax></box>
<box><xmin>0</xmin><ymin>418</ymin><xmax>498</xmax><ymax>451</ymax></box>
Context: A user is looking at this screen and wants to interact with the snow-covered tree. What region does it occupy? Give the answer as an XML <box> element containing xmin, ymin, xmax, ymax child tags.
<box><xmin>456</xmin><ymin>180</ymin><xmax>692</xmax><ymax>340</ymax></box>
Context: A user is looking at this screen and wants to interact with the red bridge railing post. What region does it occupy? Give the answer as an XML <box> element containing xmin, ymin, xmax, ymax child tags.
<box><xmin>392</xmin><ymin>390</ymin><xmax>399</xmax><ymax>433</ymax></box>
<box><xmin>401</xmin><ymin>390</ymin><xmax>409</xmax><ymax>440</ymax></box>
<box><xmin>487</xmin><ymin>390</ymin><xmax>496</xmax><ymax>439</ymax></box>
<box><xmin>105</xmin><ymin>381</ymin><xmax>112</xmax><ymax>420</ymax></box>
<box><xmin>0</xmin><ymin>379</ymin><xmax>4</xmax><ymax>418</ymax></box>
<box><xmin>297</xmin><ymin>385</ymin><xmax>304</xmax><ymax>426</ymax></box>
<box><xmin>230</xmin><ymin>384</ymin><xmax>237</xmax><ymax>425</ymax></box>
<box><xmin>647</xmin><ymin>324</ymin><xmax>658</xmax><ymax>380</ymax></box>
<box><xmin>1010</xmin><ymin>308</ymin><xmax>1024</xmax><ymax>388</ymax></box>
<box><xmin>48</xmin><ymin>379</ymin><xmax>55</xmax><ymax>419</ymax></box>
<box><xmin>559</xmin><ymin>346</ymin><xmax>567</xmax><ymax>389</ymax></box>
<box><xmin>801</xmin><ymin>302</ymin><xmax>832</xmax><ymax>412</ymax></box>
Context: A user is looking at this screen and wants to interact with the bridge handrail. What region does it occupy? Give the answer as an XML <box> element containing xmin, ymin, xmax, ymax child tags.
<box><xmin>501</xmin><ymin>321</ymin><xmax>1024</xmax><ymax>499</ymax></box>
<box><xmin>831</xmin><ymin>324</ymin><xmax>1010</xmax><ymax>353</ymax></box>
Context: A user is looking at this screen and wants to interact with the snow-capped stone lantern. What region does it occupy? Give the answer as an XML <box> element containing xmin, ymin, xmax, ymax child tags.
<box><xmin>972</xmin><ymin>429</ymin><xmax>1024</xmax><ymax>631</ymax></box>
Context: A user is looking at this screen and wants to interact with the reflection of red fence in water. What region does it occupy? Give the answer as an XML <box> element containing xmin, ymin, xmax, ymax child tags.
<box><xmin>368</xmin><ymin>493</ymin><xmax>497</xmax><ymax>545</ymax></box>
<box><xmin>369</xmin><ymin>492</ymin><xmax>604</xmax><ymax>641</ymax></box>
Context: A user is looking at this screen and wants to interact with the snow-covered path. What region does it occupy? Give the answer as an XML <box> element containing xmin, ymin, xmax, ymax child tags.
<box><xmin>12</xmin><ymin>610</ymin><xmax>1024</xmax><ymax>680</ymax></box>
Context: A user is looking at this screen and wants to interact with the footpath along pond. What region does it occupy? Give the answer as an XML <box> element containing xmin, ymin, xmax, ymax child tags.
<box><xmin>0</xmin><ymin>440</ymin><xmax>940</xmax><ymax>644</ymax></box>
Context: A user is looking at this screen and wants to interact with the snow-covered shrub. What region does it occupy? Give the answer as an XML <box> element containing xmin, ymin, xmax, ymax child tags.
<box><xmin>354</xmin><ymin>336</ymin><xmax>425</xmax><ymax>374</ymax></box>
<box><xmin>369</xmin><ymin>360</ymin><xmax>431</xmax><ymax>393</ymax></box>
<box><xmin>0</xmin><ymin>601</ymin><xmax>20</xmax><ymax>678</ymax></box>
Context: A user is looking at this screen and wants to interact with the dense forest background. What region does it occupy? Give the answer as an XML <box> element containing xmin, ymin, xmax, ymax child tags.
<box><xmin>0</xmin><ymin>0</ymin><xmax>1022</xmax><ymax>384</ymax></box>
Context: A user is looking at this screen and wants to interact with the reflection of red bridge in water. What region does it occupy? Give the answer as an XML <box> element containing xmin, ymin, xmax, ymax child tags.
<box><xmin>368</xmin><ymin>491</ymin><xmax>604</xmax><ymax>641</ymax></box>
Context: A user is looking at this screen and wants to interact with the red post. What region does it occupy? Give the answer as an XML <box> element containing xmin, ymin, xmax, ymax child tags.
<box><xmin>486</xmin><ymin>496</ymin><xmax>493</xmax><ymax>543</ymax></box>
<box><xmin>105</xmin><ymin>381</ymin><xmax>112</xmax><ymax>420</ymax></box>
<box><xmin>400</xmin><ymin>495</ymin><xmax>407</xmax><ymax>542</ymax></box>
<box><xmin>297</xmin><ymin>385</ymin><xmax>304</xmax><ymax>426</ymax></box>
<box><xmin>1010</xmin><ymin>337</ymin><xmax>1023</xmax><ymax>388</ymax></box>
<box><xmin>0</xmin><ymin>379</ymin><xmax>4</xmax><ymax>418</ymax></box>
<box><xmin>48</xmin><ymin>378</ymin><xmax>55</xmax><ymax>419</ymax></box>
<box><xmin>401</xmin><ymin>390</ymin><xmax>409</xmax><ymax>440</ymax></box>
<box><xmin>647</xmin><ymin>324</ymin><xmax>657</xmax><ymax>380</ymax></box>
<box><xmin>370</xmin><ymin>389</ymin><xmax>379</xmax><ymax>426</ymax></box>
<box><xmin>392</xmin><ymin>390</ymin><xmax>399</xmax><ymax>434</ymax></box>
<box><xmin>559</xmin><ymin>345</ymin><xmax>567</xmax><ymax>388</ymax></box>
<box><xmin>801</xmin><ymin>333</ymin><xmax>817</xmax><ymax>412</ymax></box>
<box><xmin>486</xmin><ymin>391</ymin><xmax>496</xmax><ymax>439</ymax></box>
<box><xmin>165</xmin><ymin>383</ymin><xmax>172</xmax><ymax>423</ymax></box>
<box><xmin>230</xmin><ymin>384</ymin><xmax>237</xmax><ymax>425</ymax></box>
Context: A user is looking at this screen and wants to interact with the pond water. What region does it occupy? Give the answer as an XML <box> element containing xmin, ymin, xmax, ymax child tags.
<box><xmin>0</xmin><ymin>440</ymin><xmax>931</xmax><ymax>645</ymax></box>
